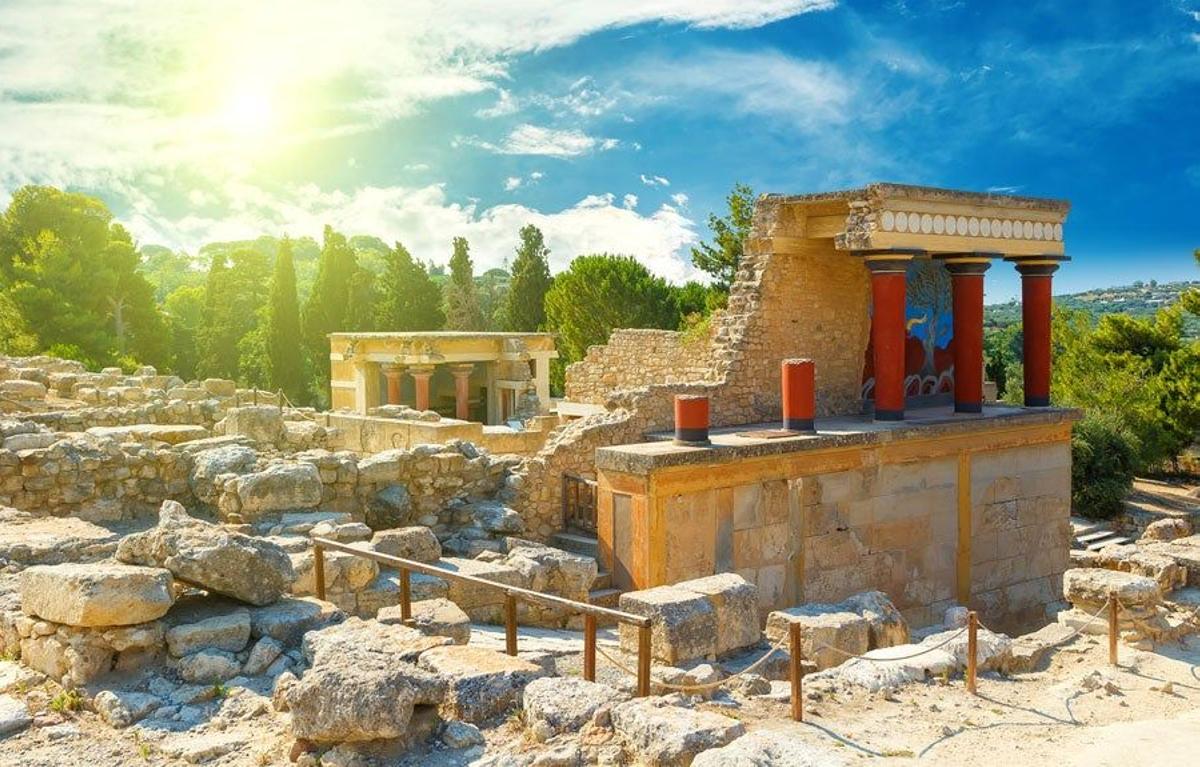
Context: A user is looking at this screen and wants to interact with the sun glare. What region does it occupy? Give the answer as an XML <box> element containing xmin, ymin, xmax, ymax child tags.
<box><xmin>219</xmin><ymin>83</ymin><xmax>274</xmax><ymax>138</ymax></box>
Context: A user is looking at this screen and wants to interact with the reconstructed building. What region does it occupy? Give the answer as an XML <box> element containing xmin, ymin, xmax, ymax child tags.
<box><xmin>537</xmin><ymin>183</ymin><xmax>1079</xmax><ymax>633</ymax></box>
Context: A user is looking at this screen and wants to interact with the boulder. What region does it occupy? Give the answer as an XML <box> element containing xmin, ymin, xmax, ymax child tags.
<box><xmin>693</xmin><ymin>731</ymin><xmax>847</xmax><ymax>767</ymax></box>
<box><xmin>290</xmin><ymin>548</ymin><xmax>378</xmax><ymax>595</ymax></box>
<box><xmin>20</xmin><ymin>563</ymin><xmax>174</xmax><ymax>627</ymax></box>
<box><xmin>1141</xmin><ymin>518</ymin><xmax>1192</xmax><ymax>542</ymax></box>
<box><xmin>378</xmin><ymin>598</ymin><xmax>471</xmax><ymax>645</ymax></box>
<box><xmin>116</xmin><ymin>500</ymin><xmax>295</xmax><ymax>606</ymax></box>
<box><xmin>303</xmin><ymin>618</ymin><xmax>449</xmax><ymax>666</ymax></box>
<box><xmin>222</xmin><ymin>406</ymin><xmax>284</xmax><ymax>445</ymax></box>
<box><xmin>611</xmin><ymin>697</ymin><xmax>744</xmax><ymax>767</ymax></box>
<box><xmin>1143</xmin><ymin>536</ymin><xmax>1200</xmax><ymax>586</ymax></box>
<box><xmin>370</xmin><ymin>527</ymin><xmax>441</xmax><ymax>564</ymax></box>
<box><xmin>1063</xmin><ymin>568</ymin><xmax>1160</xmax><ymax>609</ymax></box>
<box><xmin>356</xmin><ymin>450</ymin><xmax>403</xmax><ymax>484</ymax></box>
<box><xmin>840</xmin><ymin>591</ymin><xmax>909</xmax><ymax>649</ymax></box>
<box><xmin>468</xmin><ymin>500</ymin><xmax>525</xmax><ymax>534</ymax></box>
<box><xmin>418</xmin><ymin>645</ymin><xmax>546</xmax><ymax>723</ymax></box>
<box><xmin>190</xmin><ymin>445</ymin><xmax>257</xmax><ymax>503</ymax></box>
<box><xmin>1090</xmin><ymin>544</ymin><xmax>1187</xmax><ymax>592</ymax></box>
<box><xmin>165</xmin><ymin>609</ymin><xmax>251</xmax><ymax>657</ymax></box>
<box><xmin>522</xmin><ymin>677</ymin><xmax>627</xmax><ymax>738</ymax></box>
<box><xmin>369</xmin><ymin>485</ymin><xmax>412</xmax><ymax>527</ymax></box>
<box><xmin>502</xmin><ymin>539</ymin><xmax>597</xmax><ymax>601</ymax></box>
<box><xmin>674</xmin><ymin>573</ymin><xmax>761</xmax><ymax>656</ymax></box>
<box><xmin>765</xmin><ymin>607</ymin><xmax>869</xmax><ymax>671</ymax></box>
<box><xmin>235</xmin><ymin>463</ymin><xmax>322</xmax><ymax>515</ymax></box>
<box><xmin>176</xmin><ymin>648</ymin><xmax>241</xmax><ymax>683</ymax></box>
<box><xmin>243</xmin><ymin>637</ymin><xmax>284</xmax><ymax>676</ymax></box>
<box><xmin>437</xmin><ymin>558</ymin><xmax>525</xmax><ymax>618</ymax></box>
<box><xmin>286</xmin><ymin>653</ymin><xmax>423</xmax><ymax>744</ymax></box>
<box><xmin>93</xmin><ymin>690</ymin><xmax>161</xmax><ymax>728</ymax></box>
<box><xmin>619</xmin><ymin>585</ymin><xmax>717</xmax><ymax>664</ymax></box>
<box><xmin>249</xmin><ymin>597</ymin><xmax>342</xmax><ymax>644</ymax></box>
<box><xmin>0</xmin><ymin>695</ymin><xmax>31</xmax><ymax>737</ymax></box>
<box><xmin>202</xmin><ymin>378</ymin><xmax>237</xmax><ymax>397</ymax></box>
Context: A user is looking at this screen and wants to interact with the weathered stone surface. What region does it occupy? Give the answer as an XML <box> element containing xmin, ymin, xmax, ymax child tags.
<box><xmin>86</xmin><ymin>424</ymin><xmax>209</xmax><ymax>445</ymax></box>
<box><xmin>0</xmin><ymin>694</ymin><xmax>31</xmax><ymax>737</ymax></box>
<box><xmin>619</xmin><ymin>585</ymin><xmax>717</xmax><ymax>664</ymax></box>
<box><xmin>1143</xmin><ymin>536</ymin><xmax>1200</xmax><ymax>586</ymax></box>
<box><xmin>243</xmin><ymin>637</ymin><xmax>284</xmax><ymax>676</ymax></box>
<box><xmin>418</xmin><ymin>645</ymin><xmax>546</xmax><ymax>723</ymax></box>
<box><xmin>840</xmin><ymin>590</ymin><xmax>909</xmax><ymax>649</ymax></box>
<box><xmin>20</xmin><ymin>563</ymin><xmax>174</xmax><ymax>627</ymax></box>
<box><xmin>303</xmin><ymin>618</ymin><xmax>450</xmax><ymax>666</ymax></box>
<box><xmin>611</xmin><ymin>697</ymin><xmax>744</xmax><ymax>767</ymax></box>
<box><xmin>370</xmin><ymin>527</ymin><xmax>441</xmax><ymax>564</ymax></box>
<box><xmin>369</xmin><ymin>485</ymin><xmax>412</xmax><ymax>526</ymax></box>
<box><xmin>249</xmin><ymin>597</ymin><xmax>343</xmax><ymax>644</ymax></box>
<box><xmin>235</xmin><ymin>463</ymin><xmax>322</xmax><ymax>514</ymax></box>
<box><xmin>176</xmin><ymin>648</ymin><xmax>241</xmax><ymax>683</ymax></box>
<box><xmin>1090</xmin><ymin>544</ymin><xmax>1187</xmax><ymax>592</ymax></box>
<box><xmin>522</xmin><ymin>677</ymin><xmax>627</xmax><ymax>737</ymax></box>
<box><xmin>815</xmin><ymin>626</ymin><xmax>1012</xmax><ymax>692</ymax></box>
<box><xmin>1005</xmin><ymin>623</ymin><xmax>1075</xmax><ymax>673</ymax></box>
<box><xmin>675</xmin><ymin>573</ymin><xmax>761</xmax><ymax>656</ymax></box>
<box><xmin>766</xmin><ymin>607</ymin><xmax>869</xmax><ymax>671</ymax></box>
<box><xmin>468</xmin><ymin>500</ymin><xmax>525</xmax><ymax>534</ymax></box>
<box><xmin>693</xmin><ymin>731</ymin><xmax>848</xmax><ymax>766</ymax></box>
<box><xmin>0</xmin><ymin>508</ymin><xmax>124</xmax><ymax>567</ymax></box>
<box><xmin>441</xmin><ymin>720</ymin><xmax>485</xmax><ymax>749</ymax></box>
<box><xmin>1063</xmin><ymin>568</ymin><xmax>1160</xmax><ymax>609</ymax></box>
<box><xmin>93</xmin><ymin>690</ymin><xmax>161</xmax><ymax>728</ymax></box>
<box><xmin>165</xmin><ymin>609</ymin><xmax>251</xmax><ymax>657</ymax></box>
<box><xmin>222</xmin><ymin>406</ymin><xmax>284</xmax><ymax>445</ymax></box>
<box><xmin>378</xmin><ymin>598</ymin><xmax>471</xmax><ymax>645</ymax></box>
<box><xmin>0</xmin><ymin>662</ymin><xmax>42</xmax><ymax>694</ymax></box>
<box><xmin>291</xmin><ymin>548</ymin><xmax>378</xmax><ymax>595</ymax></box>
<box><xmin>189</xmin><ymin>445</ymin><xmax>257</xmax><ymax>503</ymax></box>
<box><xmin>117</xmin><ymin>500</ymin><xmax>295</xmax><ymax>606</ymax></box>
<box><xmin>287</xmin><ymin>654</ymin><xmax>419</xmax><ymax>744</ymax></box>
<box><xmin>1141</xmin><ymin>518</ymin><xmax>1192</xmax><ymax>542</ymax></box>
<box><xmin>437</xmin><ymin>557</ymin><xmax>525</xmax><ymax>612</ymax></box>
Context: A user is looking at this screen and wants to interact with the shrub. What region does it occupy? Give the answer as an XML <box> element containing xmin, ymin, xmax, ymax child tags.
<box><xmin>1070</xmin><ymin>414</ymin><xmax>1137</xmax><ymax>519</ymax></box>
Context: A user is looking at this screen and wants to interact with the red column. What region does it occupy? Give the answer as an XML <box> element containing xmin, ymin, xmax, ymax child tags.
<box><xmin>450</xmin><ymin>364</ymin><xmax>473</xmax><ymax>420</ymax></box>
<box><xmin>1017</xmin><ymin>262</ymin><xmax>1058</xmax><ymax>407</ymax></box>
<box><xmin>781</xmin><ymin>359</ymin><xmax>816</xmax><ymax>432</ymax></box>
<box><xmin>945</xmin><ymin>259</ymin><xmax>991</xmax><ymax>413</ymax></box>
<box><xmin>865</xmin><ymin>254</ymin><xmax>913</xmax><ymax>421</ymax></box>
<box><xmin>410</xmin><ymin>366</ymin><xmax>434</xmax><ymax>411</ymax></box>
<box><xmin>381</xmin><ymin>365</ymin><xmax>404</xmax><ymax>405</ymax></box>
<box><xmin>673</xmin><ymin>394</ymin><xmax>710</xmax><ymax>446</ymax></box>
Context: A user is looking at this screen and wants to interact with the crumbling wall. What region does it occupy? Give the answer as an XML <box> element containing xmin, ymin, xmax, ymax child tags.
<box><xmin>564</xmin><ymin>329</ymin><xmax>715</xmax><ymax>405</ymax></box>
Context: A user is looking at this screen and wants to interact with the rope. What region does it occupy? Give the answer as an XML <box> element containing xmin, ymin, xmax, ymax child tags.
<box><xmin>811</xmin><ymin>625</ymin><xmax>968</xmax><ymax>664</ymax></box>
<box><xmin>593</xmin><ymin>633</ymin><xmax>791</xmax><ymax>693</ymax></box>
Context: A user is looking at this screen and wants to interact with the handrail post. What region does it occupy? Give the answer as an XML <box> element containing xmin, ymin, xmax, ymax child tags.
<box><xmin>790</xmin><ymin>621</ymin><xmax>804</xmax><ymax>722</ymax></box>
<box><xmin>1108</xmin><ymin>591</ymin><xmax>1119</xmax><ymax>666</ymax></box>
<box><xmin>505</xmin><ymin>594</ymin><xmax>518</xmax><ymax>656</ymax></box>
<box><xmin>583</xmin><ymin>614</ymin><xmax>597</xmax><ymax>682</ymax></box>
<box><xmin>967</xmin><ymin>610</ymin><xmax>978</xmax><ymax>695</ymax></box>
<box><xmin>400</xmin><ymin>568</ymin><xmax>412</xmax><ymax>622</ymax></box>
<box><xmin>313</xmin><ymin>544</ymin><xmax>326</xmax><ymax>602</ymax></box>
<box><xmin>637</xmin><ymin>624</ymin><xmax>651</xmax><ymax>697</ymax></box>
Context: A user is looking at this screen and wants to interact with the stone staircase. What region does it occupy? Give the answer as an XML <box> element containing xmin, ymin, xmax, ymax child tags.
<box><xmin>1071</xmin><ymin>517</ymin><xmax>1131</xmax><ymax>552</ymax></box>
<box><xmin>551</xmin><ymin>528</ymin><xmax>621</xmax><ymax>610</ymax></box>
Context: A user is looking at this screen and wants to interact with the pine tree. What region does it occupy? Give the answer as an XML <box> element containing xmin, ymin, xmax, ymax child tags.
<box><xmin>197</xmin><ymin>253</ymin><xmax>240</xmax><ymax>378</ymax></box>
<box><xmin>266</xmin><ymin>237</ymin><xmax>307</xmax><ymax>403</ymax></box>
<box><xmin>376</xmin><ymin>241</ymin><xmax>446</xmax><ymax>331</ymax></box>
<box><xmin>690</xmin><ymin>182</ymin><xmax>755</xmax><ymax>294</ymax></box>
<box><xmin>444</xmin><ymin>236</ymin><xmax>485</xmax><ymax>330</ymax></box>
<box><xmin>302</xmin><ymin>225</ymin><xmax>358</xmax><ymax>382</ymax></box>
<box><xmin>503</xmin><ymin>224</ymin><xmax>552</xmax><ymax>331</ymax></box>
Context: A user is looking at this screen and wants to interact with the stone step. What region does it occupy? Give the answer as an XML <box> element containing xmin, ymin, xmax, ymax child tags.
<box><xmin>593</xmin><ymin>570</ymin><xmax>611</xmax><ymax>591</ymax></box>
<box><xmin>1076</xmin><ymin>530</ymin><xmax>1117</xmax><ymax>544</ymax></box>
<box><xmin>1086</xmin><ymin>535</ymin><xmax>1130</xmax><ymax>551</ymax></box>
<box><xmin>588</xmin><ymin>587</ymin><xmax>622</xmax><ymax>609</ymax></box>
<box><xmin>552</xmin><ymin>531</ymin><xmax>599</xmax><ymax>559</ymax></box>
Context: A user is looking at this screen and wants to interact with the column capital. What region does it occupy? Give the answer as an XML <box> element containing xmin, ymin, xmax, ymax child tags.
<box><xmin>857</xmin><ymin>248</ymin><xmax>923</xmax><ymax>274</ymax></box>
<box><xmin>408</xmin><ymin>364</ymin><xmax>436</xmax><ymax>378</ymax></box>
<box><xmin>380</xmin><ymin>363</ymin><xmax>405</xmax><ymax>376</ymax></box>
<box><xmin>1005</xmin><ymin>253</ymin><xmax>1068</xmax><ymax>277</ymax></box>
<box><xmin>448</xmin><ymin>363</ymin><xmax>475</xmax><ymax>378</ymax></box>
<box><xmin>936</xmin><ymin>252</ymin><xmax>997</xmax><ymax>276</ymax></box>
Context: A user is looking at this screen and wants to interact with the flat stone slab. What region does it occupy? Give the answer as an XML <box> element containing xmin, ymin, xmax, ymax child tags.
<box><xmin>418</xmin><ymin>645</ymin><xmax>545</xmax><ymax>723</ymax></box>
<box><xmin>20</xmin><ymin>563</ymin><xmax>174</xmax><ymax>627</ymax></box>
<box><xmin>0</xmin><ymin>694</ymin><xmax>31</xmax><ymax>737</ymax></box>
<box><xmin>86</xmin><ymin>424</ymin><xmax>210</xmax><ymax>445</ymax></box>
<box><xmin>0</xmin><ymin>508</ymin><xmax>127</xmax><ymax>567</ymax></box>
<box><xmin>523</xmin><ymin>676</ymin><xmax>627</xmax><ymax>737</ymax></box>
<box><xmin>611</xmin><ymin>697</ymin><xmax>745</xmax><ymax>767</ymax></box>
<box><xmin>378</xmin><ymin>598</ymin><xmax>470</xmax><ymax>645</ymax></box>
<box><xmin>619</xmin><ymin>585</ymin><xmax>717</xmax><ymax>664</ymax></box>
<box><xmin>249</xmin><ymin>597</ymin><xmax>343</xmax><ymax>644</ymax></box>
<box><xmin>692</xmin><ymin>730</ymin><xmax>847</xmax><ymax>766</ymax></box>
<box><xmin>303</xmin><ymin>618</ymin><xmax>449</xmax><ymax>665</ymax></box>
<box><xmin>1063</xmin><ymin>567</ymin><xmax>1161</xmax><ymax>608</ymax></box>
<box><xmin>165</xmin><ymin>609</ymin><xmax>251</xmax><ymax>657</ymax></box>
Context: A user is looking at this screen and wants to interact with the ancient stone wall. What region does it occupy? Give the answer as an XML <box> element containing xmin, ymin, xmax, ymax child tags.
<box><xmin>564</xmin><ymin>329</ymin><xmax>715</xmax><ymax>405</ymax></box>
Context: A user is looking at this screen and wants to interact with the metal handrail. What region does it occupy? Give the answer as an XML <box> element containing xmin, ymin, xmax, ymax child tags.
<box><xmin>310</xmin><ymin>536</ymin><xmax>653</xmax><ymax>695</ymax></box>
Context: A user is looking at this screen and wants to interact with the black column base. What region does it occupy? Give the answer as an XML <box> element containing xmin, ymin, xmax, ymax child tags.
<box><xmin>954</xmin><ymin>401</ymin><xmax>983</xmax><ymax>414</ymax></box>
<box><xmin>674</xmin><ymin>428</ymin><xmax>711</xmax><ymax>446</ymax></box>
<box><xmin>784</xmin><ymin>418</ymin><xmax>816</xmax><ymax>432</ymax></box>
<box><xmin>874</xmin><ymin>409</ymin><xmax>905</xmax><ymax>422</ymax></box>
<box><xmin>1024</xmin><ymin>395</ymin><xmax>1050</xmax><ymax>407</ymax></box>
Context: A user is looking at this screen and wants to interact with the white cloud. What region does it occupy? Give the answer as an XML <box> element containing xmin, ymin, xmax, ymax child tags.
<box><xmin>670</xmin><ymin>192</ymin><xmax>689</xmax><ymax>207</ymax></box>
<box><xmin>463</xmin><ymin>124</ymin><xmax>617</xmax><ymax>157</ymax></box>
<box><xmin>504</xmin><ymin>176</ymin><xmax>523</xmax><ymax>191</ymax></box>
<box><xmin>476</xmin><ymin>89</ymin><xmax>519</xmax><ymax>118</ymax></box>
<box><xmin>640</xmin><ymin>174</ymin><xmax>671</xmax><ymax>187</ymax></box>
<box><xmin>623</xmin><ymin>193</ymin><xmax>638</xmax><ymax>209</ymax></box>
<box><xmin>529</xmin><ymin>171</ymin><xmax>544</xmax><ymax>181</ymax></box>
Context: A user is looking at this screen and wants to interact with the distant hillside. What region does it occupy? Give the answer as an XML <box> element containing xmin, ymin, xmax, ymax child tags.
<box><xmin>986</xmin><ymin>280</ymin><xmax>1200</xmax><ymax>338</ymax></box>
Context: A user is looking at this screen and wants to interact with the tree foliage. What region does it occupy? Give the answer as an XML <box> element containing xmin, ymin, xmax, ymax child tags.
<box><xmin>197</xmin><ymin>249</ymin><xmax>270</xmax><ymax>380</ymax></box>
<box><xmin>690</xmin><ymin>182</ymin><xmax>755</xmax><ymax>294</ymax></box>
<box><xmin>444</xmin><ymin>236</ymin><xmax>485</xmax><ymax>331</ymax></box>
<box><xmin>303</xmin><ymin>226</ymin><xmax>360</xmax><ymax>384</ymax></box>
<box><xmin>1071</xmin><ymin>414</ymin><xmax>1138</xmax><ymax>519</ymax></box>
<box><xmin>266</xmin><ymin>238</ymin><xmax>308</xmax><ymax>403</ymax></box>
<box><xmin>503</xmin><ymin>225</ymin><xmax>552</xmax><ymax>331</ymax></box>
<box><xmin>544</xmin><ymin>254</ymin><xmax>680</xmax><ymax>363</ymax></box>
<box><xmin>375</xmin><ymin>241</ymin><xmax>445</xmax><ymax>331</ymax></box>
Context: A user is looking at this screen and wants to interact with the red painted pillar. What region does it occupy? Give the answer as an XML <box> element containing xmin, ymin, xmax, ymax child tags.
<box><xmin>381</xmin><ymin>364</ymin><xmax>404</xmax><ymax>406</ymax></box>
<box><xmin>410</xmin><ymin>366</ymin><xmax>434</xmax><ymax>411</ymax></box>
<box><xmin>865</xmin><ymin>254</ymin><xmax>913</xmax><ymax>421</ymax></box>
<box><xmin>673</xmin><ymin>394</ymin><xmax>710</xmax><ymax>446</ymax></box>
<box><xmin>945</xmin><ymin>259</ymin><xmax>991</xmax><ymax>413</ymax></box>
<box><xmin>450</xmin><ymin>364</ymin><xmax>473</xmax><ymax>420</ymax></box>
<box><xmin>781</xmin><ymin>359</ymin><xmax>816</xmax><ymax>432</ymax></box>
<box><xmin>1017</xmin><ymin>262</ymin><xmax>1059</xmax><ymax>407</ymax></box>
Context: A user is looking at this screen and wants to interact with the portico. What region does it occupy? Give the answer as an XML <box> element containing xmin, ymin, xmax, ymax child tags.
<box><xmin>328</xmin><ymin>332</ymin><xmax>558</xmax><ymax>423</ymax></box>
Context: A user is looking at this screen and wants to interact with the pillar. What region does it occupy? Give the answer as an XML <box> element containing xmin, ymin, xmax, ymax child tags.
<box><xmin>673</xmin><ymin>394</ymin><xmax>710</xmax><ymax>446</ymax></box>
<box><xmin>450</xmin><ymin>364</ymin><xmax>473</xmax><ymax>420</ymax></box>
<box><xmin>532</xmin><ymin>355</ymin><xmax>551</xmax><ymax>409</ymax></box>
<box><xmin>944</xmin><ymin>258</ymin><xmax>991</xmax><ymax>413</ymax></box>
<box><xmin>781</xmin><ymin>359</ymin><xmax>816</xmax><ymax>432</ymax></box>
<box><xmin>1015</xmin><ymin>261</ymin><xmax>1060</xmax><ymax>407</ymax></box>
<box><xmin>381</xmin><ymin>364</ymin><xmax>404</xmax><ymax>406</ymax></box>
<box><xmin>410</xmin><ymin>365</ymin><xmax>435</xmax><ymax>411</ymax></box>
<box><xmin>864</xmin><ymin>252</ymin><xmax>915</xmax><ymax>421</ymax></box>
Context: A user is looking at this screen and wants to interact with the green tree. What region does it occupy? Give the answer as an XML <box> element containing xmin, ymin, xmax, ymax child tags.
<box><xmin>265</xmin><ymin>238</ymin><xmax>308</xmax><ymax>403</ymax></box>
<box><xmin>0</xmin><ymin>292</ymin><xmax>36</xmax><ymax>355</ymax></box>
<box><xmin>0</xmin><ymin>186</ymin><xmax>167</xmax><ymax>366</ymax></box>
<box><xmin>375</xmin><ymin>242</ymin><xmax>446</xmax><ymax>331</ymax></box>
<box><xmin>503</xmin><ymin>225</ymin><xmax>552</xmax><ymax>331</ymax></box>
<box><xmin>303</xmin><ymin>226</ymin><xmax>359</xmax><ymax>382</ymax></box>
<box><xmin>444</xmin><ymin>236</ymin><xmax>485</xmax><ymax>330</ymax></box>
<box><xmin>1071</xmin><ymin>414</ymin><xmax>1138</xmax><ymax>519</ymax></box>
<box><xmin>690</xmin><ymin>183</ymin><xmax>755</xmax><ymax>294</ymax></box>
<box><xmin>544</xmin><ymin>254</ymin><xmax>681</xmax><ymax>363</ymax></box>
<box><xmin>197</xmin><ymin>248</ymin><xmax>271</xmax><ymax>380</ymax></box>
<box><xmin>162</xmin><ymin>285</ymin><xmax>205</xmax><ymax>380</ymax></box>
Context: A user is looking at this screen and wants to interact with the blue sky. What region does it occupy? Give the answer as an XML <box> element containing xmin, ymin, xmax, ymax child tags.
<box><xmin>0</xmin><ymin>0</ymin><xmax>1197</xmax><ymax>301</ymax></box>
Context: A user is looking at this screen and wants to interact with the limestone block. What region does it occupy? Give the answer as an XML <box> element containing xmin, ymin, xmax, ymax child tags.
<box><xmin>693</xmin><ymin>731</ymin><xmax>848</xmax><ymax>767</ymax></box>
<box><xmin>766</xmin><ymin>607</ymin><xmax>869</xmax><ymax>671</ymax></box>
<box><xmin>1141</xmin><ymin>518</ymin><xmax>1191</xmax><ymax>543</ymax></box>
<box><xmin>202</xmin><ymin>379</ymin><xmax>237</xmax><ymax>397</ymax></box>
<box><xmin>222</xmin><ymin>406</ymin><xmax>284</xmax><ymax>445</ymax></box>
<box><xmin>522</xmin><ymin>676</ymin><xmax>628</xmax><ymax>738</ymax></box>
<box><xmin>287</xmin><ymin>654</ymin><xmax>422</xmax><ymax>744</ymax></box>
<box><xmin>610</xmin><ymin>697</ymin><xmax>744</xmax><ymax>767</ymax></box>
<box><xmin>437</xmin><ymin>557</ymin><xmax>525</xmax><ymax>611</ymax></box>
<box><xmin>1090</xmin><ymin>544</ymin><xmax>1187</xmax><ymax>593</ymax></box>
<box><xmin>370</xmin><ymin>526</ymin><xmax>441</xmax><ymax>564</ymax></box>
<box><xmin>675</xmin><ymin>573</ymin><xmax>762</xmax><ymax>656</ymax></box>
<box><xmin>378</xmin><ymin>598</ymin><xmax>471</xmax><ymax>645</ymax></box>
<box><xmin>94</xmin><ymin>690</ymin><xmax>161</xmax><ymax>728</ymax></box>
<box><xmin>248</xmin><ymin>597</ymin><xmax>343</xmax><ymax>645</ymax></box>
<box><xmin>165</xmin><ymin>609</ymin><xmax>251</xmax><ymax>657</ymax></box>
<box><xmin>20</xmin><ymin>563</ymin><xmax>174</xmax><ymax>627</ymax></box>
<box><xmin>618</xmin><ymin>585</ymin><xmax>717</xmax><ymax>664</ymax></box>
<box><xmin>303</xmin><ymin>618</ymin><xmax>449</xmax><ymax>666</ymax></box>
<box><xmin>235</xmin><ymin>463</ymin><xmax>322</xmax><ymax>515</ymax></box>
<box><xmin>840</xmin><ymin>590</ymin><xmax>909</xmax><ymax>649</ymax></box>
<box><xmin>418</xmin><ymin>645</ymin><xmax>546</xmax><ymax>723</ymax></box>
<box><xmin>1062</xmin><ymin>568</ymin><xmax>1160</xmax><ymax>610</ymax></box>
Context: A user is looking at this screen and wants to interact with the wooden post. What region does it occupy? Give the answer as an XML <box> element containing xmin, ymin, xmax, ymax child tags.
<box><xmin>505</xmin><ymin>594</ymin><xmax>518</xmax><ymax>656</ymax></box>
<box><xmin>637</xmin><ymin>624</ymin><xmax>651</xmax><ymax>697</ymax></box>
<box><xmin>400</xmin><ymin>568</ymin><xmax>412</xmax><ymax>622</ymax></box>
<box><xmin>789</xmin><ymin>621</ymin><xmax>804</xmax><ymax>722</ymax></box>
<box><xmin>583</xmin><ymin>614</ymin><xmax>597</xmax><ymax>682</ymax></box>
<box><xmin>967</xmin><ymin>610</ymin><xmax>978</xmax><ymax>695</ymax></box>
<box><xmin>313</xmin><ymin>545</ymin><xmax>326</xmax><ymax>602</ymax></box>
<box><xmin>1108</xmin><ymin>591</ymin><xmax>1119</xmax><ymax>667</ymax></box>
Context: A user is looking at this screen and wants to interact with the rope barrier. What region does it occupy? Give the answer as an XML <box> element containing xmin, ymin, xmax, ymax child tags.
<box><xmin>811</xmin><ymin>625</ymin><xmax>969</xmax><ymax>664</ymax></box>
<box><xmin>594</xmin><ymin>634</ymin><xmax>792</xmax><ymax>693</ymax></box>
<box><xmin>976</xmin><ymin>599</ymin><xmax>1112</xmax><ymax>652</ymax></box>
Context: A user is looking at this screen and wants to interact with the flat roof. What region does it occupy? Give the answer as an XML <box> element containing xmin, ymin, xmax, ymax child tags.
<box><xmin>766</xmin><ymin>182</ymin><xmax>1071</xmax><ymax>214</ymax></box>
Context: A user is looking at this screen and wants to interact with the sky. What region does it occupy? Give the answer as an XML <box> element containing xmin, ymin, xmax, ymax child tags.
<box><xmin>0</xmin><ymin>0</ymin><xmax>1197</xmax><ymax>302</ymax></box>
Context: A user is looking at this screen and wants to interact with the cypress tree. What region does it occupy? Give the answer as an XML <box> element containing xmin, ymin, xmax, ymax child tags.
<box><xmin>376</xmin><ymin>241</ymin><xmax>445</xmax><ymax>331</ymax></box>
<box><xmin>197</xmin><ymin>253</ymin><xmax>240</xmax><ymax>378</ymax></box>
<box><xmin>444</xmin><ymin>236</ymin><xmax>485</xmax><ymax>330</ymax></box>
<box><xmin>302</xmin><ymin>225</ymin><xmax>357</xmax><ymax>382</ymax></box>
<box><xmin>266</xmin><ymin>237</ymin><xmax>307</xmax><ymax>403</ymax></box>
<box><xmin>503</xmin><ymin>224</ymin><xmax>552</xmax><ymax>331</ymax></box>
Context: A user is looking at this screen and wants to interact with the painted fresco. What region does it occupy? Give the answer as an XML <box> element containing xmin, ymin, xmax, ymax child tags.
<box><xmin>861</xmin><ymin>258</ymin><xmax>955</xmax><ymax>400</ymax></box>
